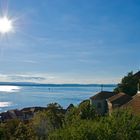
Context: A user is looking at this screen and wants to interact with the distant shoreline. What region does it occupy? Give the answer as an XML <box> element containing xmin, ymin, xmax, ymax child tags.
<box><xmin>0</xmin><ymin>82</ymin><xmax>116</xmax><ymax>87</ymax></box>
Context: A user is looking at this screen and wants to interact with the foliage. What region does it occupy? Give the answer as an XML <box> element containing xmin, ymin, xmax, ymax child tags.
<box><xmin>78</xmin><ymin>100</ymin><xmax>96</xmax><ymax>120</ymax></box>
<box><xmin>65</xmin><ymin>100</ymin><xmax>96</xmax><ymax>125</ymax></box>
<box><xmin>2</xmin><ymin>119</ymin><xmax>21</xmax><ymax>140</ymax></box>
<box><xmin>114</xmin><ymin>71</ymin><xmax>140</xmax><ymax>96</ymax></box>
<box><xmin>14</xmin><ymin>122</ymin><xmax>35</xmax><ymax>140</ymax></box>
<box><xmin>32</xmin><ymin>103</ymin><xmax>65</xmax><ymax>140</ymax></box>
<box><xmin>0</xmin><ymin>102</ymin><xmax>140</xmax><ymax>140</ymax></box>
<box><xmin>0</xmin><ymin>123</ymin><xmax>5</xmax><ymax>140</ymax></box>
<box><xmin>96</xmin><ymin>109</ymin><xmax>140</xmax><ymax>140</ymax></box>
<box><xmin>49</xmin><ymin>120</ymin><xmax>97</xmax><ymax>140</ymax></box>
<box><xmin>49</xmin><ymin>109</ymin><xmax>140</xmax><ymax>140</ymax></box>
<box><xmin>0</xmin><ymin>120</ymin><xmax>35</xmax><ymax>140</ymax></box>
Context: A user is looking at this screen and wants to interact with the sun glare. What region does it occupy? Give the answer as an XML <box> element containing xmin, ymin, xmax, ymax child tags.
<box><xmin>0</xmin><ymin>16</ymin><xmax>13</xmax><ymax>34</ymax></box>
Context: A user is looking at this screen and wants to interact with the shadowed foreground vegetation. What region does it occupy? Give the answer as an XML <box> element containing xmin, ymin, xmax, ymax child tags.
<box><xmin>0</xmin><ymin>101</ymin><xmax>140</xmax><ymax>140</ymax></box>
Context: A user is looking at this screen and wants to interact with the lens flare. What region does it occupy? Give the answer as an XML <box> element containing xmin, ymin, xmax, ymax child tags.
<box><xmin>0</xmin><ymin>16</ymin><xmax>13</xmax><ymax>34</ymax></box>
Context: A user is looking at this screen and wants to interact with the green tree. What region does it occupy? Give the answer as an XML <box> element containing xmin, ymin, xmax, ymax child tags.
<box><xmin>3</xmin><ymin>119</ymin><xmax>21</xmax><ymax>140</ymax></box>
<box><xmin>114</xmin><ymin>72</ymin><xmax>139</xmax><ymax>96</ymax></box>
<box><xmin>49</xmin><ymin>120</ymin><xmax>97</xmax><ymax>140</ymax></box>
<box><xmin>49</xmin><ymin>109</ymin><xmax>140</xmax><ymax>140</ymax></box>
<box><xmin>78</xmin><ymin>100</ymin><xmax>96</xmax><ymax>120</ymax></box>
<box><xmin>32</xmin><ymin>103</ymin><xmax>64</xmax><ymax>140</ymax></box>
<box><xmin>14</xmin><ymin>122</ymin><xmax>35</xmax><ymax>140</ymax></box>
<box><xmin>95</xmin><ymin>109</ymin><xmax>140</xmax><ymax>140</ymax></box>
<box><xmin>0</xmin><ymin>124</ymin><xmax>5</xmax><ymax>140</ymax></box>
<box><xmin>65</xmin><ymin>100</ymin><xmax>96</xmax><ymax>125</ymax></box>
<box><xmin>64</xmin><ymin>106</ymin><xmax>80</xmax><ymax>125</ymax></box>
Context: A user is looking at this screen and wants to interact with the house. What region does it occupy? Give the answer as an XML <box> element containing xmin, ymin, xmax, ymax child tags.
<box><xmin>0</xmin><ymin>107</ymin><xmax>47</xmax><ymax>122</ymax></box>
<box><xmin>90</xmin><ymin>91</ymin><xmax>115</xmax><ymax>115</ymax></box>
<box><xmin>21</xmin><ymin>107</ymin><xmax>47</xmax><ymax>120</ymax></box>
<box><xmin>0</xmin><ymin>112</ymin><xmax>13</xmax><ymax>122</ymax></box>
<box><xmin>8</xmin><ymin>109</ymin><xmax>24</xmax><ymax>120</ymax></box>
<box><xmin>133</xmin><ymin>71</ymin><xmax>140</xmax><ymax>78</ymax></box>
<box><xmin>21</xmin><ymin>106</ymin><xmax>47</xmax><ymax>113</ymax></box>
<box><xmin>122</xmin><ymin>91</ymin><xmax>140</xmax><ymax>115</ymax></box>
<box><xmin>0</xmin><ymin>109</ymin><xmax>24</xmax><ymax>122</ymax></box>
<box><xmin>107</xmin><ymin>92</ymin><xmax>132</xmax><ymax>114</ymax></box>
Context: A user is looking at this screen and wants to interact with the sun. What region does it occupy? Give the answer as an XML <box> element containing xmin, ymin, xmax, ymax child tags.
<box><xmin>0</xmin><ymin>16</ymin><xmax>13</xmax><ymax>34</ymax></box>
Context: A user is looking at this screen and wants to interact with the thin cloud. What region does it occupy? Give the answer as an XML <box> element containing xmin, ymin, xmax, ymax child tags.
<box><xmin>22</xmin><ymin>60</ymin><xmax>38</xmax><ymax>64</ymax></box>
<box><xmin>9</xmin><ymin>75</ymin><xmax>46</xmax><ymax>81</ymax></box>
<box><xmin>0</xmin><ymin>72</ymin><xmax>120</xmax><ymax>84</ymax></box>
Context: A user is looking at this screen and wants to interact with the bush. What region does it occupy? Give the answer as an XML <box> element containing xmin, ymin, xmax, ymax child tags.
<box><xmin>32</xmin><ymin>103</ymin><xmax>64</xmax><ymax>139</ymax></box>
<box><xmin>49</xmin><ymin>109</ymin><xmax>140</xmax><ymax>140</ymax></box>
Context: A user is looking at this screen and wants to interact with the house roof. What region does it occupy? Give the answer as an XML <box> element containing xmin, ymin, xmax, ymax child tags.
<box><xmin>122</xmin><ymin>93</ymin><xmax>140</xmax><ymax>115</ymax></box>
<box><xmin>0</xmin><ymin>112</ymin><xmax>13</xmax><ymax>120</ymax></box>
<box><xmin>21</xmin><ymin>107</ymin><xmax>46</xmax><ymax>112</ymax></box>
<box><xmin>90</xmin><ymin>91</ymin><xmax>115</xmax><ymax>100</ymax></box>
<box><xmin>8</xmin><ymin>109</ymin><xmax>23</xmax><ymax>117</ymax></box>
<box><xmin>133</xmin><ymin>71</ymin><xmax>140</xmax><ymax>78</ymax></box>
<box><xmin>107</xmin><ymin>92</ymin><xmax>132</xmax><ymax>107</ymax></box>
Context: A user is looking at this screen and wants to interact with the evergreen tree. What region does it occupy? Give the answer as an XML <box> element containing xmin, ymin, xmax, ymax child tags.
<box><xmin>114</xmin><ymin>71</ymin><xmax>140</xmax><ymax>96</ymax></box>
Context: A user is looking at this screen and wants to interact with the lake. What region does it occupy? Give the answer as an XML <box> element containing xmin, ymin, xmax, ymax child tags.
<box><xmin>0</xmin><ymin>85</ymin><xmax>115</xmax><ymax>112</ymax></box>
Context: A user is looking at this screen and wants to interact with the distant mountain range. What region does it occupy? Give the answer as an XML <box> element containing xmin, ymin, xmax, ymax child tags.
<box><xmin>0</xmin><ymin>82</ymin><xmax>116</xmax><ymax>87</ymax></box>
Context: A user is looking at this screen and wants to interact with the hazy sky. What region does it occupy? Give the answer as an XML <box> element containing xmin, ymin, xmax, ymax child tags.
<box><xmin>0</xmin><ymin>0</ymin><xmax>140</xmax><ymax>84</ymax></box>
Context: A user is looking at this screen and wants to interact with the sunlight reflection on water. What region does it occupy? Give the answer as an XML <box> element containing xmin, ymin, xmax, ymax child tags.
<box><xmin>0</xmin><ymin>102</ymin><xmax>12</xmax><ymax>107</ymax></box>
<box><xmin>0</xmin><ymin>86</ymin><xmax>20</xmax><ymax>92</ymax></box>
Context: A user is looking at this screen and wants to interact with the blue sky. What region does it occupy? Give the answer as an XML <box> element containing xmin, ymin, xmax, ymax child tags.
<box><xmin>0</xmin><ymin>0</ymin><xmax>140</xmax><ymax>84</ymax></box>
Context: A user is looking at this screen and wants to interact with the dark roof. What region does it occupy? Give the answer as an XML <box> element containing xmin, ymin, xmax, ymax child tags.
<box><xmin>133</xmin><ymin>71</ymin><xmax>140</xmax><ymax>78</ymax></box>
<box><xmin>0</xmin><ymin>112</ymin><xmax>13</xmax><ymax>120</ymax></box>
<box><xmin>90</xmin><ymin>91</ymin><xmax>115</xmax><ymax>100</ymax></box>
<box><xmin>123</xmin><ymin>93</ymin><xmax>140</xmax><ymax>115</ymax></box>
<box><xmin>8</xmin><ymin>109</ymin><xmax>23</xmax><ymax>117</ymax></box>
<box><xmin>21</xmin><ymin>107</ymin><xmax>46</xmax><ymax>112</ymax></box>
<box><xmin>107</xmin><ymin>93</ymin><xmax>132</xmax><ymax>107</ymax></box>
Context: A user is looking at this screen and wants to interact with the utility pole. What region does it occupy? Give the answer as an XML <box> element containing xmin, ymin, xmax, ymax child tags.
<box><xmin>101</xmin><ymin>84</ymin><xmax>103</xmax><ymax>91</ymax></box>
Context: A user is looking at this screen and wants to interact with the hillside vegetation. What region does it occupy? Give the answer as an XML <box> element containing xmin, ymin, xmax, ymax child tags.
<box><xmin>0</xmin><ymin>101</ymin><xmax>140</xmax><ymax>140</ymax></box>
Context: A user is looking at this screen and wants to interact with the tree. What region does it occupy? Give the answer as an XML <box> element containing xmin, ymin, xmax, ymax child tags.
<box><xmin>48</xmin><ymin>120</ymin><xmax>97</xmax><ymax>140</ymax></box>
<box><xmin>78</xmin><ymin>100</ymin><xmax>96</xmax><ymax>120</ymax></box>
<box><xmin>14</xmin><ymin>122</ymin><xmax>35</xmax><ymax>140</ymax></box>
<box><xmin>64</xmin><ymin>100</ymin><xmax>96</xmax><ymax>127</ymax></box>
<box><xmin>3</xmin><ymin>119</ymin><xmax>21</xmax><ymax>140</ymax></box>
<box><xmin>0</xmin><ymin>124</ymin><xmax>5</xmax><ymax>140</ymax></box>
<box><xmin>96</xmin><ymin>109</ymin><xmax>140</xmax><ymax>140</ymax></box>
<box><xmin>114</xmin><ymin>71</ymin><xmax>139</xmax><ymax>96</ymax></box>
<box><xmin>32</xmin><ymin>103</ymin><xmax>64</xmax><ymax>139</ymax></box>
<box><xmin>49</xmin><ymin>109</ymin><xmax>140</xmax><ymax>140</ymax></box>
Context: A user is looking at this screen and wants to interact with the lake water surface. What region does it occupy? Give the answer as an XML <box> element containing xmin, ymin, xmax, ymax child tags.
<box><xmin>0</xmin><ymin>85</ymin><xmax>115</xmax><ymax>112</ymax></box>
